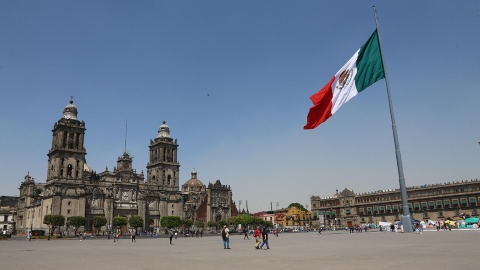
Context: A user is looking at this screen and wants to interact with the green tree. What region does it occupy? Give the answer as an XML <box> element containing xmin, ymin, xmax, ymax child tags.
<box><xmin>68</xmin><ymin>216</ymin><xmax>87</xmax><ymax>236</ymax></box>
<box><xmin>43</xmin><ymin>214</ymin><xmax>65</xmax><ymax>236</ymax></box>
<box><xmin>194</xmin><ymin>220</ymin><xmax>205</xmax><ymax>229</ymax></box>
<box><xmin>207</xmin><ymin>221</ymin><xmax>217</xmax><ymax>231</ymax></box>
<box><xmin>181</xmin><ymin>218</ymin><xmax>193</xmax><ymax>229</ymax></box>
<box><xmin>128</xmin><ymin>215</ymin><xmax>144</xmax><ymax>233</ymax></box>
<box><xmin>218</xmin><ymin>220</ymin><xmax>228</xmax><ymax>229</ymax></box>
<box><xmin>288</xmin><ymin>202</ymin><xmax>307</xmax><ymax>212</ymax></box>
<box><xmin>113</xmin><ymin>216</ymin><xmax>128</xmax><ymax>229</ymax></box>
<box><xmin>236</xmin><ymin>214</ymin><xmax>254</xmax><ymax>229</ymax></box>
<box><xmin>255</xmin><ymin>217</ymin><xmax>264</xmax><ymax>226</ymax></box>
<box><xmin>260</xmin><ymin>220</ymin><xmax>274</xmax><ymax>228</ymax></box>
<box><xmin>228</xmin><ymin>216</ymin><xmax>238</xmax><ymax>226</ymax></box>
<box><xmin>93</xmin><ymin>216</ymin><xmax>107</xmax><ymax>235</ymax></box>
<box><xmin>160</xmin><ymin>216</ymin><xmax>181</xmax><ymax>229</ymax></box>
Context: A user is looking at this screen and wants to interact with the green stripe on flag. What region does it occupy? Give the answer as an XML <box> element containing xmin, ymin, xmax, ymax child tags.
<box><xmin>355</xmin><ymin>29</ymin><xmax>385</xmax><ymax>92</ymax></box>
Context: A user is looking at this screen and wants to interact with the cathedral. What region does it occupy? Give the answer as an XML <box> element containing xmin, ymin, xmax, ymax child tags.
<box><xmin>16</xmin><ymin>99</ymin><xmax>237</xmax><ymax>234</ymax></box>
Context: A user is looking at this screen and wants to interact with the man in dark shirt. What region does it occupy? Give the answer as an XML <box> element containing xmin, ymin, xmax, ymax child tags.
<box><xmin>259</xmin><ymin>227</ymin><xmax>270</xmax><ymax>250</ymax></box>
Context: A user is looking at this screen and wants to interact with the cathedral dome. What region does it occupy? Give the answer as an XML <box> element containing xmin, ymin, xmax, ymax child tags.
<box><xmin>62</xmin><ymin>97</ymin><xmax>78</xmax><ymax>120</ymax></box>
<box><xmin>156</xmin><ymin>121</ymin><xmax>171</xmax><ymax>138</ymax></box>
<box><xmin>182</xmin><ymin>169</ymin><xmax>205</xmax><ymax>191</ymax></box>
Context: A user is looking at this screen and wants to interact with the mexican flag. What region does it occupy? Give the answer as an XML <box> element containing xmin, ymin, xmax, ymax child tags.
<box><xmin>304</xmin><ymin>30</ymin><xmax>385</xmax><ymax>130</ymax></box>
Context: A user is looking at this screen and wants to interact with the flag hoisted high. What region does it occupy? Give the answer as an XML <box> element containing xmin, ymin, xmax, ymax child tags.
<box><xmin>304</xmin><ymin>30</ymin><xmax>385</xmax><ymax>130</ymax></box>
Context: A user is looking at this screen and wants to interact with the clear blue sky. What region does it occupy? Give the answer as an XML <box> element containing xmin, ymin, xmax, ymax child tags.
<box><xmin>1</xmin><ymin>1</ymin><xmax>479</xmax><ymax>213</ymax></box>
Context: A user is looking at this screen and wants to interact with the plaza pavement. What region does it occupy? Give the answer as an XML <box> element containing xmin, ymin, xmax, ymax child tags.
<box><xmin>0</xmin><ymin>229</ymin><xmax>478</xmax><ymax>270</ymax></box>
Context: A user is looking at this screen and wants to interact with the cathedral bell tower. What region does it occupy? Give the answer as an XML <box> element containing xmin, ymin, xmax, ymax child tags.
<box><xmin>146</xmin><ymin>121</ymin><xmax>180</xmax><ymax>190</ymax></box>
<box><xmin>46</xmin><ymin>97</ymin><xmax>87</xmax><ymax>183</ymax></box>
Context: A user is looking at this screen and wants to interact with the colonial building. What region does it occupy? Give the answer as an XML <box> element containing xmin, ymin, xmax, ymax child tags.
<box><xmin>310</xmin><ymin>179</ymin><xmax>480</xmax><ymax>229</ymax></box>
<box><xmin>0</xmin><ymin>196</ymin><xmax>18</xmax><ymax>234</ymax></box>
<box><xmin>182</xmin><ymin>171</ymin><xmax>238</xmax><ymax>223</ymax></box>
<box><xmin>182</xmin><ymin>169</ymin><xmax>207</xmax><ymax>221</ymax></box>
<box><xmin>16</xmin><ymin>99</ymin><xmax>235</xmax><ymax>234</ymax></box>
<box><xmin>274</xmin><ymin>207</ymin><xmax>312</xmax><ymax>229</ymax></box>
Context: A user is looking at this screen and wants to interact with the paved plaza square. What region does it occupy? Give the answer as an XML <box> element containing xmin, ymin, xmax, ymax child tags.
<box><xmin>1</xmin><ymin>230</ymin><xmax>478</xmax><ymax>270</ymax></box>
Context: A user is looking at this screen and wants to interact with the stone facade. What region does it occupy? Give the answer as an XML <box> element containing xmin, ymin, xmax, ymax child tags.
<box><xmin>15</xmin><ymin>99</ymin><xmax>235</xmax><ymax>234</ymax></box>
<box><xmin>310</xmin><ymin>179</ymin><xmax>480</xmax><ymax>229</ymax></box>
<box><xmin>182</xmin><ymin>171</ymin><xmax>238</xmax><ymax>223</ymax></box>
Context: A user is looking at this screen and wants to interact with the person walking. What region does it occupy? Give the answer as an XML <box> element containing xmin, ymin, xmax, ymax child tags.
<box><xmin>222</xmin><ymin>225</ymin><xmax>230</xmax><ymax>249</ymax></box>
<box><xmin>259</xmin><ymin>227</ymin><xmax>270</xmax><ymax>250</ymax></box>
<box><xmin>169</xmin><ymin>230</ymin><xmax>174</xmax><ymax>244</ymax></box>
<box><xmin>113</xmin><ymin>231</ymin><xmax>117</xmax><ymax>242</ymax></box>
<box><xmin>131</xmin><ymin>230</ymin><xmax>136</xmax><ymax>242</ymax></box>
<box><xmin>28</xmin><ymin>231</ymin><xmax>32</xmax><ymax>241</ymax></box>
<box><xmin>254</xmin><ymin>226</ymin><xmax>261</xmax><ymax>250</ymax></box>
<box><xmin>244</xmin><ymin>229</ymin><xmax>249</xmax><ymax>240</ymax></box>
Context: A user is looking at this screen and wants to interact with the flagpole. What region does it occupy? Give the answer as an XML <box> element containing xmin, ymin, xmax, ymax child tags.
<box><xmin>372</xmin><ymin>5</ymin><xmax>413</xmax><ymax>233</ymax></box>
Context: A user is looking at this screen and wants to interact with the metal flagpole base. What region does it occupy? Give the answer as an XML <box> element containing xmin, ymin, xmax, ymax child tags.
<box><xmin>401</xmin><ymin>215</ymin><xmax>413</xmax><ymax>233</ymax></box>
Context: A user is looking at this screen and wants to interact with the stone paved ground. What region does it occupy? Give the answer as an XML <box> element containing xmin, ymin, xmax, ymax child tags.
<box><xmin>1</xmin><ymin>229</ymin><xmax>478</xmax><ymax>270</ymax></box>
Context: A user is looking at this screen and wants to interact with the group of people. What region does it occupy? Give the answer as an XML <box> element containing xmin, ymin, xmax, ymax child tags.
<box><xmin>253</xmin><ymin>226</ymin><xmax>270</xmax><ymax>250</ymax></box>
<box><xmin>347</xmin><ymin>225</ymin><xmax>369</xmax><ymax>233</ymax></box>
<box><xmin>222</xmin><ymin>226</ymin><xmax>270</xmax><ymax>250</ymax></box>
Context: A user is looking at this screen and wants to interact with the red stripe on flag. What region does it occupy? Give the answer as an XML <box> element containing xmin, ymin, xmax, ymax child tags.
<box><xmin>304</xmin><ymin>77</ymin><xmax>335</xmax><ymax>129</ymax></box>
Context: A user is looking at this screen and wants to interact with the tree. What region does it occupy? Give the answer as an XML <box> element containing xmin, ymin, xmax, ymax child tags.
<box><xmin>93</xmin><ymin>216</ymin><xmax>107</xmax><ymax>235</ymax></box>
<box><xmin>218</xmin><ymin>220</ymin><xmax>228</xmax><ymax>229</ymax></box>
<box><xmin>129</xmin><ymin>215</ymin><xmax>144</xmax><ymax>233</ymax></box>
<box><xmin>181</xmin><ymin>218</ymin><xmax>193</xmax><ymax>229</ymax></box>
<box><xmin>43</xmin><ymin>215</ymin><xmax>65</xmax><ymax>236</ymax></box>
<box><xmin>68</xmin><ymin>216</ymin><xmax>87</xmax><ymax>236</ymax></box>
<box><xmin>236</xmin><ymin>214</ymin><xmax>254</xmax><ymax>229</ymax></box>
<box><xmin>251</xmin><ymin>217</ymin><xmax>264</xmax><ymax>227</ymax></box>
<box><xmin>113</xmin><ymin>216</ymin><xmax>128</xmax><ymax>230</ymax></box>
<box><xmin>207</xmin><ymin>221</ymin><xmax>217</xmax><ymax>231</ymax></box>
<box><xmin>260</xmin><ymin>220</ymin><xmax>274</xmax><ymax>228</ymax></box>
<box><xmin>160</xmin><ymin>216</ymin><xmax>181</xmax><ymax>229</ymax></box>
<box><xmin>288</xmin><ymin>202</ymin><xmax>308</xmax><ymax>212</ymax></box>
<box><xmin>194</xmin><ymin>220</ymin><xmax>205</xmax><ymax>229</ymax></box>
<box><xmin>227</xmin><ymin>216</ymin><xmax>238</xmax><ymax>227</ymax></box>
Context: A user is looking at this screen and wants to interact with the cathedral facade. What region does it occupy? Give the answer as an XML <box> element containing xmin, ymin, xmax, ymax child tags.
<box><xmin>181</xmin><ymin>170</ymin><xmax>238</xmax><ymax>223</ymax></box>
<box><xmin>16</xmin><ymin>99</ymin><xmax>235</xmax><ymax>234</ymax></box>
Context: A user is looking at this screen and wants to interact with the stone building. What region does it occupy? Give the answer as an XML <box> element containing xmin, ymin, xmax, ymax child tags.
<box><xmin>310</xmin><ymin>179</ymin><xmax>480</xmax><ymax>229</ymax></box>
<box><xmin>0</xmin><ymin>196</ymin><xmax>18</xmax><ymax>234</ymax></box>
<box><xmin>181</xmin><ymin>170</ymin><xmax>238</xmax><ymax>223</ymax></box>
<box><xmin>16</xmin><ymin>99</ymin><xmax>235</xmax><ymax>234</ymax></box>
